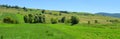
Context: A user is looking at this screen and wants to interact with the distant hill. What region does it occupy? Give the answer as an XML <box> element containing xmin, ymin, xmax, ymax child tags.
<box><xmin>0</xmin><ymin>5</ymin><xmax>120</xmax><ymax>24</ymax></box>
<box><xmin>96</xmin><ymin>12</ymin><xmax>120</xmax><ymax>18</ymax></box>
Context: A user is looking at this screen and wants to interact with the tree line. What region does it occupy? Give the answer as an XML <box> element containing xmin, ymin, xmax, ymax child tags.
<box><xmin>23</xmin><ymin>13</ymin><xmax>79</xmax><ymax>25</ymax></box>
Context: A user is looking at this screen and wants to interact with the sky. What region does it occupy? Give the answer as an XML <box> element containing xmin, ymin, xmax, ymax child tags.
<box><xmin>0</xmin><ymin>0</ymin><xmax>120</xmax><ymax>13</ymax></box>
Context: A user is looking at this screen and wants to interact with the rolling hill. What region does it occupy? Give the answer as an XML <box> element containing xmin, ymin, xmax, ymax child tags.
<box><xmin>0</xmin><ymin>5</ymin><xmax>120</xmax><ymax>39</ymax></box>
<box><xmin>0</xmin><ymin>5</ymin><xmax>120</xmax><ymax>24</ymax></box>
<box><xmin>96</xmin><ymin>12</ymin><xmax>120</xmax><ymax>18</ymax></box>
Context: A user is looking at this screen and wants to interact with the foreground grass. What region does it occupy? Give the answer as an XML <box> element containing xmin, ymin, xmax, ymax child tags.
<box><xmin>48</xmin><ymin>24</ymin><xmax>120</xmax><ymax>39</ymax></box>
<box><xmin>0</xmin><ymin>24</ymin><xmax>119</xmax><ymax>39</ymax></box>
<box><xmin>0</xmin><ymin>24</ymin><xmax>73</xmax><ymax>39</ymax></box>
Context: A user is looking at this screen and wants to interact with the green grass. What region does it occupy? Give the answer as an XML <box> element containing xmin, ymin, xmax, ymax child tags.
<box><xmin>0</xmin><ymin>24</ymin><xmax>74</xmax><ymax>39</ymax></box>
<box><xmin>0</xmin><ymin>24</ymin><xmax>119</xmax><ymax>39</ymax></box>
<box><xmin>48</xmin><ymin>24</ymin><xmax>120</xmax><ymax>39</ymax></box>
<box><xmin>0</xmin><ymin>6</ymin><xmax>120</xmax><ymax>24</ymax></box>
<box><xmin>0</xmin><ymin>5</ymin><xmax>120</xmax><ymax>39</ymax></box>
<box><xmin>0</xmin><ymin>13</ymin><xmax>24</xmax><ymax>23</ymax></box>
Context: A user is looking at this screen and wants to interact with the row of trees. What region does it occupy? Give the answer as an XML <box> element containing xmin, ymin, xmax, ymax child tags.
<box><xmin>24</xmin><ymin>14</ymin><xmax>45</xmax><ymax>23</ymax></box>
<box><xmin>50</xmin><ymin>16</ymin><xmax>79</xmax><ymax>25</ymax></box>
<box><xmin>0</xmin><ymin>4</ymin><xmax>27</xmax><ymax>11</ymax></box>
<box><xmin>23</xmin><ymin>14</ymin><xmax>79</xmax><ymax>25</ymax></box>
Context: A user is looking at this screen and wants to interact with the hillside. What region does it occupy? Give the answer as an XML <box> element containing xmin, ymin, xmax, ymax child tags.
<box><xmin>0</xmin><ymin>5</ymin><xmax>120</xmax><ymax>24</ymax></box>
<box><xmin>0</xmin><ymin>5</ymin><xmax>120</xmax><ymax>39</ymax></box>
<box><xmin>96</xmin><ymin>12</ymin><xmax>120</xmax><ymax>18</ymax></box>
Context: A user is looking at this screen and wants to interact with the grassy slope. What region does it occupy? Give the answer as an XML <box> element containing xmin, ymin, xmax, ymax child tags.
<box><xmin>48</xmin><ymin>24</ymin><xmax>120</xmax><ymax>39</ymax></box>
<box><xmin>0</xmin><ymin>24</ymin><xmax>74</xmax><ymax>39</ymax></box>
<box><xmin>0</xmin><ymin>24</ymin><xmax>119</xmax><ymax>39</ymax></box>
<box><xmin>0</xmin><ymin>7</ymin><xmax>120</xmax><ymax>24</ymax></box>
<box><xmin>0</xmin><ymin>6</ymin><xmax>120</xmax><ymax>39</ymax></box>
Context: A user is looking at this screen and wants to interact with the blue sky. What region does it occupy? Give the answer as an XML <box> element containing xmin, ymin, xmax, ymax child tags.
<box><xmin>0</xmin><ymin>0</ymin><xmax>120</xmax><ymax>13</ymax></box>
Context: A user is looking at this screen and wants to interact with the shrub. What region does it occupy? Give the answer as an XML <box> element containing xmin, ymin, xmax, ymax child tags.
<box><xmin>88</xmin><ymin>21</ymin><xmax>90</xmax><ymax>24</ymax></box>
<box><xmin>3</xmin><ymin>17</ymin><xmax>18</xmax><ymax>24</ymax></box>
<box><xmin>34</xmin><ymin>15</ymin><xmax>39</xmax><ymax>23</ymax></box>
<box><xmin>51</xmin><ymin>18</ymin><xmax>58</xmax><ymax>24</ymax></box>
<box><xmin>38</xmin><ymin>15</ymin><xmax>43</xmax><ymax>23</ymax></box>
<box><xmin>24</xmin><ymin>14</ymin><xmax>47</xmax><ymax>23</ymax></box>
<box><xmin>42</xmin><ymin>10</ymin><xmax>45</xmax><ymax>14</ymax></box>
<box><xmin>24</xmin><ymin>14</ymin><xmax>35</xmax><ymax>23</ymax></box>
<box><xmin>71</xmin><ymin>16</ymin><xmax>79</xmax><ymax>25</ymax></box>
<box><xmin>29</xmin><ymin>15</ymin><xmax>34</xmax><ymax>23</ymax></box>
<box><xmin>24</xmin><ymin>15</ymin><xmax>29</xmax><ymax>23</ymax></box>
<box><xmin>61</xmin><ymin>17</ymin><xmax>65</xmax><ymax>23</ymax></box>
<box><xmin>23</xmin><ymin>7</ymin><xmax>27</xmax><ymax>11</ymax></box>
<box><xmin>109</xmin><ymin>19</ymin><xmax>120</xmax><ymax>23</ymax></box>
<box><xmin>94</xmin><ymin>20</ymin><xmax>98</xmax><ymax>23</ymax></box>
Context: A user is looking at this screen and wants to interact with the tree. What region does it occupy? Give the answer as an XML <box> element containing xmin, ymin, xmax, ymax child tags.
<box><xmin>71</xmin><ymin>16</ymin><xmax>79</xmax><ymax>25</ymax></box>
<box><xmin>33</xmin><ymin>15</ymin><xmax>39</xmax><ymax>23</ymax></box>
<box><xmin>42</xmin><ymin>10</ymin><xmax>45</xmax><ymax>13</ymax></box>
<box><xmin>3</xmin><ymin>17</ymin><xmax>18</xmax><ymax>24</ymax></box>
<box><xmin>88</xmin><ymin>21</ymin><xmax>90</xmax><ymax>24</ymax></box>
<box><xmin>59</xmin><ymin>11</ymin><xmax>68</xmax><ymax>14</ymax></box>
<box><xmin>94</xmin><ymin>20</ymin><xmax>98</xmax><ymax>23</ymax></box>
<box><xmin>28</xmin><ymin>14</ymin><xmax>32</xmax><ymax>23</ymax></box>
<box><xmin>23</xmin><ymin>7</ymin><xmax>27</xmax><ymax>11</ymax></box>
<box><xmin>38</xmin><ymin>15</ymin><xmax>43</xmax><ymax>23</ymax></box>
<box><xmin>61</xmin><ymin>17</ymin><xmax>65</xmax><ymax>23</ymax></box>
<box><xmin>24</xmin><ymin>14</ymin><xmax>47</xmax><ymax>23</ymax></box>
<box><xmin>109</xmin><ymin>19</ymin><xmax>120</xmax><ymax>23</ymax></box>
<box><xmin>14</xmin><ymin>5</ymin><xmax>19</xmax><ymax>9</ymax></box>
<box><xmin>24</xmin><ymin>15</ymin><xmax>28</xmax><ymax>23</ymax></box>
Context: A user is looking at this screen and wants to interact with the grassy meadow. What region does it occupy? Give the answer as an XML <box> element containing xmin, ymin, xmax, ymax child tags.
<box><xmin>0</xmin><ymin>24</ymin><xmax>120</xmax><ymax>39</ymax></box>
<box><xmin>0</xmin><ymin>5</ymin><xmax>120</xmax><ymax>39</ymax></box>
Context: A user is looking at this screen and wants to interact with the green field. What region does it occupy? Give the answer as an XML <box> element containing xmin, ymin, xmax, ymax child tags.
<box><xmin>0</xmin><ymin>5</ymin><xmax>120</xmax><ymax>39</ymax></box>
<box><xmin>0</xmin><ymin>24</ymin><xmax>119</xmax><ymax>39</ymax></box>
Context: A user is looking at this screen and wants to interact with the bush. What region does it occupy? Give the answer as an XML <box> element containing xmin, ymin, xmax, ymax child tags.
<box><xmin>88</xmin><ymin>21</ymin><xmax>90</xmax><ymax>24</ymax></box>
<box><xmin>42</xmin><ymin>10</ymin><xmax>45</xmax><ymax>14</ymax></box>
<box><xmin>24</xmin><ymin>14</ymin><xmax>34</xmax><ymax>23</ymax></box>
<box><xmin>94</xmin><ymin>20</ymin><xmax>98</xmax><ymax>23</ymax></box>
<box><xmin>23</xmin><ymin>7</ymin><xmax>27</xmax><ymax>11</ymax></box>
<box><xmin>38</xmin><ymin>15</ymin><xmax>43</xmax><ymax>23</ymax></box>
<box><xmin>34</xmin><ymin>15</ymin><xmax>39</xmax><ymax>23</ymax></box>
<box><xmin>24</xmin><ymin>14</ymin><xmax>46</xmax><ymax>23</ymax></box>
<box><xmin>61</xmin><ymin>17</ymin><xmax>65</xmax><ymax>23</ymax></box>
<box><xmin>109</xmin><ymin>19</ymin><xmax>120</xmax><ymax>23</ymax></box>
<box><xmin>71</xmin><ymin>16</ymin><xmax>79</xmax><ymax>25</ymax></box>
<box><xmin>24</xmin><ymin>15</ymin><xmax>29</xmax><ymax>23</ymax></box>
<box><xmin>3</xmin><ymin>17</ymin><xmax>18</xmax><ymax>24</ymax></box>
<box><xmin>51</xmin><ymin>18</ymin><xmax>58</xmax><ymax>24</ymax></box>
